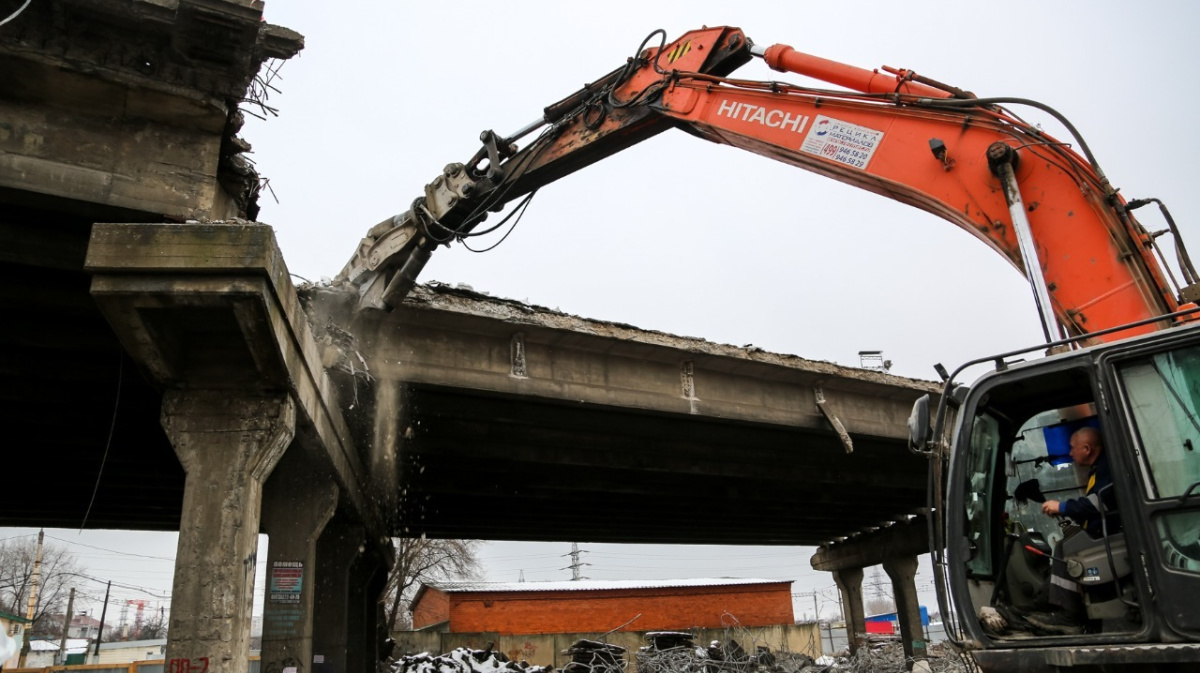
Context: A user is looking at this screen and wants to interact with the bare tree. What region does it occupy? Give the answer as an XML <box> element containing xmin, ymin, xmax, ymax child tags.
<box><xmin>131</xmin><ymin>608</ymin><xmax>168</xmax><ymax>640</ymax></box>
<box><xmin>383</xmin><ymin>538</ymin><xmax>481</xmax><ymax>633</ymax></box>
<box><xmin>0</xmin><ymin>536</ymin><xmax>84</xmax><ymax>635</ymax></box>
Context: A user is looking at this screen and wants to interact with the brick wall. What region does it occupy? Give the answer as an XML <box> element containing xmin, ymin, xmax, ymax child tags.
<box><xmin>422</xmin><ymin>582</ymin><xmax>792</xmax><ymax>635</ymax></box>
<box><xmin>413</xmin><ymin>586</ymin><xmax>452</xmax><ymax>629</ymax></box>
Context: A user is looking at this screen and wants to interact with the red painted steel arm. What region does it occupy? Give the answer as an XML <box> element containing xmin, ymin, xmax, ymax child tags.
<box><xmin>342</xmin><ymin>26</ymin><xmax>1194</xmax><ymax>337</ymax></box>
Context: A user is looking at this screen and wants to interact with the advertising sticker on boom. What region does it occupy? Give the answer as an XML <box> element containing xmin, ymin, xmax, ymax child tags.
<box><xmin>800</xmin><ymin>115</ymin><xmax>884</xmax><ymax>170</ymax></box>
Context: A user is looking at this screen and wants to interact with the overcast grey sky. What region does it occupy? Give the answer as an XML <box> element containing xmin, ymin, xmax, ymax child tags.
<box><xmin>8</xmin><ymin>0</ymin><xmax>1200</xmax><ymax>630</ymax></box>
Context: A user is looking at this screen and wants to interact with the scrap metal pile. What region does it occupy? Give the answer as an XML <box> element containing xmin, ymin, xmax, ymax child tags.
<box><xmin>385</xmin><ymin>639</ymin><xmax>970</xmax><ymax>673</ymax></box>
<box><xmin>633</xmin><ymin>632</ymin><xmax>817</xmax><ymax>673</ymax></box>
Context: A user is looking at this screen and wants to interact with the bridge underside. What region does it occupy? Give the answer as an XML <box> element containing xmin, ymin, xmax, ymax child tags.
<box><xmin>396</xmin><ymin>384</ymin><xmax>925</xmax><ymax>545</ymax></box>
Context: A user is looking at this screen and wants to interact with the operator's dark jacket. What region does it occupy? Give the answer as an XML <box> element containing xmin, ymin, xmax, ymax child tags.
<box><xmin>1060</xmin><ymin>452</ymin><xmax>1118</xmax><ymax>537</ymax></box>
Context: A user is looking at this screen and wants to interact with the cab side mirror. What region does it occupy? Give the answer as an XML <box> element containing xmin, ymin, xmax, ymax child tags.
<box><xmin>908</xmin><ymin>394</ymin><xmax>932</xmax><ymax>454</ymax></box>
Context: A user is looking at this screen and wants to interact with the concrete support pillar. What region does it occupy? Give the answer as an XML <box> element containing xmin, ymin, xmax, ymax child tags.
<box><xmin>344</xmin><ymin>548</ymin><xmax>388</xmax><ymax>673</ymax></box>
<box><xmin>261</xmin><ymin>449</ymin><xmax>340</xmax><ymax>673</ymax></box>
<box><xmin>161</xmin><ymin>391</ymin><xmax>296</xmax><ymax>673</ymax></box>
<box><xmin>312</xmin><ymin>522</ymin><xmax>365</xmax><ymax>673</ymax></box>
<box><xmin>833</xmin><ymin>567</ymin><xmax>866</xmax><ymax>655</ymax></box>
<box><xmin>883</xmin><ymin>554</ymin><xmax>927</xmax><ymax>667</ymax></box>
<box><xmin>365</xmin><ymin>557</ymin><xmax>390</xmax><ymax>667</ymax></box>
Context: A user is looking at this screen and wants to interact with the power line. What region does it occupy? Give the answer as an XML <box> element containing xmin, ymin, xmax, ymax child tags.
<box><xmin>44</xmin><ymin>535</ymin><xmax>175</xmax><ymax>561</ymax></box>
<box><xmin>57</xmin><ymin>572</ymin><xmax>170</xmax><ymax>599</ymax></box>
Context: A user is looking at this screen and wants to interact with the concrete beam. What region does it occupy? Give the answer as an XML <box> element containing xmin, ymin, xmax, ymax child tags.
<box><xmin>86</xmin><ymin>222</ymin><xmax>388</xmax><ymax>543</ymax></box>
<box><xmin>0</xmin><ymin>0</ymin><xmax>303</xmax><ymax>220</ymax></box>
<box><xmin>0</xmin><ymin>94</ymin><xmax>224</xmax><ymax>220</ymax></box>
<box><xmin>810</xmin><ymin>517</ymin><xmax>929</xmax><ymax>571</ymax></box>
<box><xmin>335</xmin><ymin>284</ymin><xmax>938</xmax><ymax>442</ymax></box>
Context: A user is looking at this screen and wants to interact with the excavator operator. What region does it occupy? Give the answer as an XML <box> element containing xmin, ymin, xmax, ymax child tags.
<box><xmin>1016</xmin><ymin>427</ymin><xmax>1120</xmax><ymax>634</ymax></box>
<box><xmin>1041</xmin><ymin>427</ymin><xmax>1117</xmax><ymax>536</ymax></box>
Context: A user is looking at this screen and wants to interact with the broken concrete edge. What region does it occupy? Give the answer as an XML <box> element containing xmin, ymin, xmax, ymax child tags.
<box><xmin>0</xmin><ymin>0</ymin><xmax>304</xmax><ymax>221</ymax></box>
<box><xmin>84</xmin><ymin>221</ymin><xmax>391</xmax><ymax>545</ymax></box>
<box><xmin>1</xmin><ymin>1</ymin><xmax>304</xmax><ymax>100</ymax></box>
<box><xmin>810</xmin><ymin>516</ymin><xmax>930</xmax><ymax>571</ymax></box>
<box><xmin>304</xmin><ymin>280</ymin><xmax>942</xmax><ymax>396</ymax></box>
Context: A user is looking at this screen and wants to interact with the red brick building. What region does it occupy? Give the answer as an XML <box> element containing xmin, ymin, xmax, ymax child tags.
<box><xmin>411</xmin><ymin>578</ymin><xmax>794</xmax><ymax>635</ymax></box>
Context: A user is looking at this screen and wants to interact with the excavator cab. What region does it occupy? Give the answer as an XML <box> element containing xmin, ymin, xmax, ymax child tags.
<box><xmin>914</xmin><ymin>320</ymin><xmax>1200</xmax><ymax>670</ymax></box>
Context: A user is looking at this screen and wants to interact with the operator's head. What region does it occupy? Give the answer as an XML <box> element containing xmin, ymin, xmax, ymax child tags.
<box><xmin>1069</xmin><ymin>426</ymin><xmax>1103</xmax><ymax>467</ymax></box>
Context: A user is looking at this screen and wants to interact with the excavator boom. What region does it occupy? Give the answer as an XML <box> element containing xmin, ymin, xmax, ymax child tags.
<box><xmin>338</xmin><ymin>26</ymin><xmax>1198</xmax><ymax>342</ymax></box>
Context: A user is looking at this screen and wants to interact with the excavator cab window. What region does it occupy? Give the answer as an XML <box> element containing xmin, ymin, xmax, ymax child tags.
<box><xmin>962</xmin><ymin>411</ymin><xmax>1003</xmax><ymax>578</ymax></box>
<box><xmin>949</xmin><ymin>362</ymin><xmax>1117</xmax><ymax>637</ymax></box>
<box><xmin>956</xmin><ymin>365</ymin><xmax>1098</xmax><ymax>578</ymax></box>
<box><xmin>1113</xmin><ymin>345</ymin><xmax>1200</xmax><ymax>575</ymax></box>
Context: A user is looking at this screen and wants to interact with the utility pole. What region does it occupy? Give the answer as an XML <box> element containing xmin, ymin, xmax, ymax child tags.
<box><xmin>57</xmin><ymin>588</ymin><xmax>76</xmax><ymax>665</ymax></box>
<box><xmin>117</xmin><ymin>601</ymin><xmax>130</xmax><ymax>638</ymax></box>
<box><xmin>812</xmin><ymin>592</ymin><xmax>820</xmax><ymax>622</ymax></box>
<box><xmin>564</xmin><ymin>543</ymin><xmax>589</xmax><ymax>581</ymax></box>
<box><xmin>18</xmin><ymin>529</ymin><xmax>45</xmax><ymax>668</ymax></box>
<box><xmin>93</xmin><ymin>581</ymin><xmax>111</xmax><ymax>663</ymax></box>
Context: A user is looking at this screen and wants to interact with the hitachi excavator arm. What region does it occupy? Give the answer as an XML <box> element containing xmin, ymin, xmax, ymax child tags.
<box><xmin>338</xmin><ymin>25</ymin><xmax>1199</xmax><ymax>341</ymax></box>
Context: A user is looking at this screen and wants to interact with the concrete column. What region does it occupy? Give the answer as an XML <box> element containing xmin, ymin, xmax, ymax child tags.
<box><xmin>362</xmin><ymin>556</ymin><xmax>390</xmax><ymax>669</ymax></box>
<box><xmin>344</xmin><ymin>548</ymin><xmax>388</xmax><ymax>673</ymax></box>
<box><xmin>832</xmin><ymin>567</ymin><xmax>866</xmax><ymax>655</ymax></box>
<box><xmin>261</xmin><ymin>449</ymin><xmax>340</xmax><ymax>673</ymax></box>
<box><xmin>344</xmin><ymin>552</ymin><xmax>367</xmax><ymax>673</ymax></box>
<box><xmin>883</xmin><ymin>554</ymin><xmax>927</xmax><ymax>667</ymax></box>
<box><xmin>312</xmin><ymin>521</ymin><xmax>364</xmax><ymax>673</ymax></box>
<box><xmin>161</xmin><ymin>391</ymin><xmax>296</xmax><ymax>673</ymax></box>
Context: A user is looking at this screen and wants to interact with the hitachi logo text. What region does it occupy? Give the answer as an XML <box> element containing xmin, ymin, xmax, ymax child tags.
<box><xmin>716</xmin><ymin>100</ymin><xmax>809</xmax><ymax>133</ymax></box>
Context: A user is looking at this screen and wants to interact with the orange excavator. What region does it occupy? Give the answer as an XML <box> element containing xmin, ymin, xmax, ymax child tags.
<box><xmin>338</xmin><ymin>27</ymin><xmax>1200</xmax><ymax>671</ymax></box>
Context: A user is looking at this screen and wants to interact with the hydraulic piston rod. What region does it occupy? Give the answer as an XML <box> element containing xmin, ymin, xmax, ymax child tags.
<box><xmin>989</xmin><ymin>143</ymin><xmax>1059</xmax><ymax>343</ymax></box>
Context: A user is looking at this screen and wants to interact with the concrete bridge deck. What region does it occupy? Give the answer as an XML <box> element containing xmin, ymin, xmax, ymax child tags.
<box><xmin>312</xmin><ymin>282</ymin><xmax>939</xmax><ymax>546</ymax></box>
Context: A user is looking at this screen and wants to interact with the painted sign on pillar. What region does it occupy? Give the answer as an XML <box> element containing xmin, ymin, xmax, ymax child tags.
<box><xmin>265</xmin><ymin>560</ymin><xmax>305</xmax><ymax>639</ymax></box>
<box><xmin>271</xmin><ymin>561</ymin><xmax>304</xmax><ymax>603</ymax></box>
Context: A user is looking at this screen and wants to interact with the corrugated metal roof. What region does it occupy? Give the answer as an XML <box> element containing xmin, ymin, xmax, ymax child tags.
<box><xmin>28</xmin><ymin>639</ymin><xmax>89</xmax><ymax>652</ymax></box>
<box><xmin>422</xmin><ymin>577</ymin><xmax>791</xmax><ymax>593</ymax></box>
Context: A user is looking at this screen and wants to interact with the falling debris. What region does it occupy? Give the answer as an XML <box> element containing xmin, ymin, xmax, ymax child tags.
<box><xmin>387</xmin><ymin>647</ymin><xmax>551</xmax><ymax>673</ymax></box>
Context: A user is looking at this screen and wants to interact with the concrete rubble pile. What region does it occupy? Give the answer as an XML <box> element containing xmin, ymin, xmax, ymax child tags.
<box><xmin>388</xmin><ymin>647</ymin><xmax>552</xmax><ymax>673</ymax></box>
<box><xmin>824</xmin><ymin>642</ymin><xmax>967</xmax><ymax>673</ymax></box>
